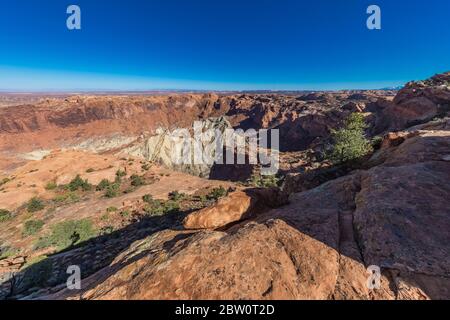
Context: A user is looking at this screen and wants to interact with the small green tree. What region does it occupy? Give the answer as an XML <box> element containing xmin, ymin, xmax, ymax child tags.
<box><xmin>327</xmin><ymin>113</ymin><xmax>373</xmax><ymax>164</ymax></box>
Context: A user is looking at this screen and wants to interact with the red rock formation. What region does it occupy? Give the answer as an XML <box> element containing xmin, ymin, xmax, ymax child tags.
<box><xmin>42</xmin><ymin>124</ymin><xmax>450</xmax><ymax>300</ymax></box>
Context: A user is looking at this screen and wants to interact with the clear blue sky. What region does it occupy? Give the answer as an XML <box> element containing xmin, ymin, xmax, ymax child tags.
<box><xmin>0</xmin><ymin>0</ymin><xmax>449</xmax><ymax>91</ymax></box>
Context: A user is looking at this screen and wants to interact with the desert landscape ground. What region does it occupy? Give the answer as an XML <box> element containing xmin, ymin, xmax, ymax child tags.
<box><xmin>0</xmin><ymin>72</ymin><xmax>449</xmax><ymax>300</ymax></box>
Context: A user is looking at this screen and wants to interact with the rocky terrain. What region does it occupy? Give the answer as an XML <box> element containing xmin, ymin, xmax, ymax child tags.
<box><xmin>0</xmin><ymin>72</ymin><xmax>449</xmax><ymax>300</ymax></box>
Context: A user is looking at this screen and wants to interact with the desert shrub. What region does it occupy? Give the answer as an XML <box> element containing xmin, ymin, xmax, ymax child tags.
<box><xmin>23</xmin><ymin>219</ymin><xmax>45</xmax><ymax>237</ymax></box>
<box><xmin>27</xmin><ymin>197</ymin><xmax>45</xmax><ymax>213</ymax></box>
<box><xmin>67</xmin><ymin>175</ymin><xmax>92</xmax><ymax>192</ymax></box>
<box><xmin>207</xmin><ymin>186</ymin><xmax>228</xmax><ymax>201</ymax></box>
<box><xmin>326</xmin><ymin>113</ymin><xmax>373</xmax><ymax>164</ymax></box>
<box><xmin>168</xmin><ymin>190</ymin><xmax>186</xmax><ymax>202</ymax></box>
<box><xmin>371</xmin><ymin>136</ymin><xmax>383</xmax><ymax>150</ymax></box>
<box><xmin>44</xmin><ymin>181</ymin><xmax>58</xmax><ymax>191</ymax></box>
<box><xmin>104</xmin><ymin>183</ymin><xmax>120</xmax><ymax>198</ymax></box>
<box><xmin>130</xmin><ymin>174</ymin><xmax>145</xmax><ymax>187</ymax></box>
<box><xmin>0</xmin><ymin>209</ymin><xmax>12</xmax><ymax>222</ymax></box>
<box><xmin>96</xmin><ymin>179</ymin><xmax>111</xmax><ymax>191</ymax></box>
<box><xmin>164</xmin><ymin>200</ymin><xmax>180</xmax><ymax>214</ymax></box>
<box><xmin>85</xmin><ymin>168</ymin><xmax>95</xmax><ymax>173</ymax></box>
<box><xmin>34</xmin><ymin>219</ymin><xmax>96</xmax><ymax>251</ymax></box>
<box><xmin>199</xmin><ymin>194</ymin><xmax>208</xmax><ymax>204</ymax></box>
<box><xmin>141</xmin><ymin>163</ymin><xmax>151</xmax><ymax>171</ymax></box>
<box><xmin>53</xmin><ymin>191</ymin><xmax>80</xmax><ymax>205</ymax></box>
<box><xmin>249</xmin><ymin>174</ymin><xmax>280</xmax><ymax>188</ymax></box>
<box><xmin>106</xmin><ymin>206</ymin><xmax>118</xmax><ymax>213</ymax></box>
<box><xmin>142</xmin><ymin>194</ymin><xmax>153</xmax><ymax>204</ymax></box>
<box><xmin>144</xmin><ymin>199</ymin><xmax>180</xmax><ymax>216</ymax></box>
<box><xmin>116</xmin><ymin>169</ymin><xmax>126</xmax><ymax>178</ymax></box>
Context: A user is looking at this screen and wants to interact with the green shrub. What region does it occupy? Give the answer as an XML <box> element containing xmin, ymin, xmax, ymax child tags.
<box><xmin>142</xmin><ymin>194</ymin><xmax>153</xmax><ymax>204</ymax></box>
<box><xmin>164</xmin><ymin>200</ymin><xmax>180</xmax><ymax>214</ymax></box>
<box><xmin>104</xmin><ymin>183</ymin><xmax>120</xmax><ymax>198</ymax></box>
<box><xmin>168</xmin><ymin>190</ymin><xmax>186</xmax><ymax>201</ymax></box>
<box><xmin>371</xmin><ymin>136</ymin><xmax>383</xmax><ymax>150</ymax></box>
<box><xmin>45</xmin><ymin>181</ymin><xmax>58</xmax><ymax>191</ymax></box>
<box><xmin>96</xmin><ymin>179</ymin><xmax>111</xmax><ymax>191</ymax></box>
<box><xmin>0</xmin><ymin>209</ymin><xmax>12</xmax><ymax>222</ymax></box>
<box><xmin>67</xmin><ymin>175</ymin><xmax>92</xmax><ymax>192</ymax></box>
<box><xmin>53</xmin><ymin>191</ymin><xmax>80</xmax><ymax>205</ymax></box>
<box><xmin>144</xmin><ymin>199</ymin><xmax>180</xmax><ymax>216</ymax></box>
<box><xmin>130</xmin><ymin>174</ymin><xmax>145</xmax><ymax>187</ymax></box>
<box><xmin>207</xmin><ymin>186</ymin><xmax>228</xmax><ymax>201</ymax></box>
<box><xmin>326</xmin><ymin>113</ymin><xmax>373</xmax><ymax>164</ymax></box>
<box><xmin>116</xmin><ymin>169</ymin><xmax>126</xmax><ymax>178</ymax></box>
<box><xmin>23</xmin><ymin>219</ymin><xmax>45</xmax><ymax>237</ymax></box>
<box><xmin>249</xmin><ymin>174</ymin><xmax>279</xmax><ymax>188</ymax></box>
<box><xmin>199</xmin><ymin>195</ymin><xmax>208</xmax><ymax>204</ymax></box>
<box><xmin>106</xmin><ymin>206</ymin><xmax>118</xmax><ymax>213</ymax></box>
<box><xmin>27</xmin><ymin>197</ymin><xmax>45</xmax><ymax>213</ymax></box>
<box><xmin>34</xmin><ymin>219</ymin><xmax>96</xmax><ymax>251</ymax></box>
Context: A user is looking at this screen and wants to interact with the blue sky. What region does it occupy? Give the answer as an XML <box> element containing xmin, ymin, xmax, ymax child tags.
<box><xmin>0</xmin><ymin>0</ymin><xmax>449</xmax><ymax>91</ymax></box>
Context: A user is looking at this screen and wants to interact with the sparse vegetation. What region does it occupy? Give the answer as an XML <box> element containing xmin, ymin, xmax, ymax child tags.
<box><xmin>116</xmin><ymin>169</ymin><xmax>126</xmax><ymax>179</ymax></box>
<box><xmin>249</xmin><ymin>174</ymin><xmax>280</xmax><ymax>188</ymax></box>
<box><xmin>53</xmin><ymin>191</ymin><xmax>80</xmax><ymax>205</ymax></box>
<box><xmin>67</xmin><ymin>175</ymin><xmax>93</xmax><ymax>192</ymax></box>
<box><xmin>142</xmin><ymin>194</ymin><xmax>153</xmax><ymax>204</ymax></box>
<box><xmin>23</xmin><ymin>219</ymin><xmax>45</xmax><ymax>237</ymax></box>
<box><xmin>144</xmin><ymin>199</ymin><xmax>180</xmax><ymax>216</ymax></box>
<box><xmin>371</xmin><ymin>136</ymin><xmax>383</xmax><ymax>150</ymax></box>
<box><xmin>45</xmin><ymin>181</ymin><xmax>58</xmax><ymax>191</ymax></box>
<box><xmin>104</xmin><ymin>182</ymin><xmax>121</xmax><ymax>198</ymax></box>
<box><xmin>168</xmin><ymin>190</ymin><xmax>186</xmax><ymax>202</ymax></box>
<box><xmin>96</xmin><ymin>179</ymin><xmax>111</xmax><ymax>191</ymax></box>
<box><xmin>27</xmin><ymin>197</ymin><xmax>45</xmax><ymax>213</ymax></box>
<box><xmin>34</xmin><ymin>219</ymin><xmax>97</xmax><ymax>251</ymax></box>
<box><xmin>326</xmin><ymin>113</ymin><xmax>373</xmax><ymax>164</ymax></box>
<box><xmin>130</xmin><ymin>174</ymin><xmax>145</xmax><ymax>187</ymax></box>
<box><xmin>106</xmin><ymin>206</ymin><xmax>118</xmax><ymax>213</ymax></box>
<box><xmin>207</xmin><ymin>186</ymin><xmax>228</xmax><ymax>201</ymax></box>
<box><xmin>0</xmin><ymin>209</ymin><xmax>12</xmax><ymax>222</ymax></box>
